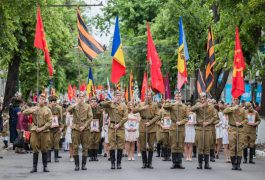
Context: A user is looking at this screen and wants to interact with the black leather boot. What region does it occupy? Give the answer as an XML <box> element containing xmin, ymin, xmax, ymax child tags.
<box><xmin>192</xmin><ymin>145</ymin><xmax>197</xmax><ymax>158</ymax></box>
<box><xmin>162</xmin><ymin>148</ymin><xmax>167</xmax><ymax>161</ymax></box>
<box><xmin>110</xmin><ymin>150</ymin><xmax>115</xmax><ymax>169</ymax></box>
<box><xmin>231</xmin><ymin>156</ymin><xmax>237</xmax><ymax>170</ymax></box>
<box><xmin>197</xmin><ymin>154</ymin><xmax>203</xmax><ymax>169</ymax></box>
<box><xmin>210</xmin><ymin>149</ymin><xmax>215</xmax><ymax>162</ymax></box>
<box><xmin>74</xmin><ymin>155</ymin><xmax>80</xmax><ymax>171</ymax></box>
<box><xmin>81</xmin><ymin>156</ymin><xmax>87</xmax><ymax>170</ymax></box>
<box><xmin>54</xmin><ymin>150</ymin><xmax>59</xmax><ymax>163</ymax></box>
<box><xmin>141</xmin><ymin>151</ymin><xmax>148</xmax><ymax>169</ymax></box>
<box><xmin>30</xmin><ymin>153</ymin><xmax>38</xmax><ymax>173</ymax></box>
<box><xmin>249</xmin><ymin>148</ymin><xmax>255</xmax><ymax>164</ymax></box>
<box><xmin>167</xmin><ymin>149</ymin><xmax>171</xmax><ymax>161</ymax></box>
<box><xmin>156</xmin><ymin>143</ymin><xmax>161</xmax><ymax>157</ymax></box>
<box><xmin>236</xmin><ymin>156</ymin><xmax>242</xmax><ymax>171</ymax></box>
<box><xmin>42</xmin><ymin>152</ymin><xmax>50</xmax><ymax>172</ymax></box>
<box><xmin>176</xmin><ymin>153</ymin><xmax>185</xmax><ymax>169</ymax></box>
<box><xmin>117</xmin><ymin>149</ymin><xmax>123</xmax><ymax>169</ymax></box>
<box><xmin>147</xmin><ymin>151</ymin><xmax>154</xmax><ymax>169</ymax></box>
<box><xmin>94</xmin><ymin>149</ymin><xmax>99</xmax><ymax>161</ymax></box>
<box><xmin>88</xmin><ymin>149</ymin><xmax>93</xmax><ymax>161</ymax></box>
<box><xmin>170</xmin><ymin>153</ymin><xmax>177</xmax><ymax>169</ymax></box>
<box><xmin>47</xmin><ymin>150</ymin><xmax>51</xmax><ymax>163</ymax></box>
<box><xmin>243</xmin><ymin>148</ymin><xmax>248</xmax><ymax>163</ymax></box>
<box><xmin>204</xmin><ymin>154</ymin><xmax>212</xmax><ymax>169</ymax></box>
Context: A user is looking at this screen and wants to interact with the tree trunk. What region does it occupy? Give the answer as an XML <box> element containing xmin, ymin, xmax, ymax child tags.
<box><xmin>3</xmin><ymin>55</ymin><xmax>20</xmax><ymax>110</ymax></box>
<box><xmin>260</xmin><ymin>78</ymin><xmax>265</xmax><ymax>116</ymax></box>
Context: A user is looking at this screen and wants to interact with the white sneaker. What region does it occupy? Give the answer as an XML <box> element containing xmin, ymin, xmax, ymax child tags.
<box><xmin>70</xmin><ymin>157</ymin><xmax>74</xmax><ymax>162</ymax></box>
<box><xmin>128</xmin><ymin>157</ymin><xmax>132</xmax><ymax>161</ymax></box>
<box><xmin>138</xmin><ymin>153</ymin><xmax>141</xmax><ymax>157</ymax></box>
<box><xmin>131</xmin><ymin>157</ymin><xmax>135</xmax><ymax>161</ymax></box>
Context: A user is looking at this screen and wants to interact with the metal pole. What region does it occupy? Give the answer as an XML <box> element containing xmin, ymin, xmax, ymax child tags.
<box><xmin>203</xmin><ymin>106</ymin><xmax>205</xmax><ymax>157</ymax></box>
<box><xmin>145</xmin><ymin>61</ymin><xmax>149</xmax><ymax>150</ymax></box>
<box><xmin>176</xmin><ymin>105</ymin><xmax>179</xmax><ymax>144</ymax></box>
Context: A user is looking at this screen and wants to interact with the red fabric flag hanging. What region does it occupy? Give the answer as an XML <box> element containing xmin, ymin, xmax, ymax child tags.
<box><xmin>147</xmin><ymin>22</ymin><xmax>164</xmax><ymax>93</ymax></box>
<box><xmin>79</xmin><ymin>82</ymin><xmax>86</xmax><ymax>92</ymax></box>
<box><xmin>68</xmin><ymin>84</ymin><xmax>74</xmax><ymax>101</ymax></box>
<box><xmin>34</xmin><ymin>6</ymin><xmax>53</xmax><ymax>77</ymax></box>
<box><xmin>141</xmin><ymin>72</ymin><xmax>148</xmax><ymax>102</ymax></box>
<box><xmin>232</xmin><ymin>27</ymin><xmax>245</xmax><ymax>98</ymax></box>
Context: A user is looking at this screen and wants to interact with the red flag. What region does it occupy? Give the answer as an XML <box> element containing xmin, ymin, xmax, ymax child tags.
<box><xmin>232</xmin><ymin>27</ymin><xmax>245</xmax><ymax>98</ymax></box>
<box><xmin>141</xmin><ymin>72</ymin><xmax>148</xmax><ymax>102</ymax></box>
<box><xmin>68</xmin><ymin>84</ymin><xmax>73</xmax><ymax>101</ymax></box>
<box><xmin>147</xmin><ymin>22</ymin><xmax>164</xmax><ymax>93</ymax></box>
<box><xmin>34</xmin><ymin>6</ymin><xmax>53</xmax><ymax>77</ymax></box>
<box><xmin>79</xmin><ymin>82</ymin><xmax>86</xmax><ymax>92</ymax></box>
<box><xmin>73</xmin><ymin>85</ymin><xmax>77</xmax><ymax>97</ymax></box>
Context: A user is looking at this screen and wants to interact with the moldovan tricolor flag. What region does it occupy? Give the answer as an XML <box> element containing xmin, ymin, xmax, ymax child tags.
<box><xmin>111</xmin><ymin>16</ymin><xmax>126</xmax><ymax>84</ymax></box>
<box><xmin>34</xmin><ymin>6</ymin><xmax>53</xmax><ymax>77</ymax></box>
<box><xmin>177</xmin><ymin>17</ymin><xmax>189</xmax><ymax>90</ymax></box>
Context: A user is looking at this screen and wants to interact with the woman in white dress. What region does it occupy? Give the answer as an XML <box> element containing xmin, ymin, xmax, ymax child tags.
<box><xmin>184</xmin><ymin>104</ymin><xmax>196</xmax><ymax>161</ymax></box>
<box><xmin>219</xmin><ymin>101</ymin><xmax>230</xmax><ymax>163</ymax></box>
<box><xmin>124</xmin><ymin>102</ymin><xmax>140</xmax><ymax>161</ymax></box>
<box><xmin>65</xmin><ymin>111</ymin><xmax>74</xmax><ymax>161</ymax></box>
<box><xmin>215</xmin><ymin>104</ymin><xmax>223</xmax><ymax>159</ymax></box>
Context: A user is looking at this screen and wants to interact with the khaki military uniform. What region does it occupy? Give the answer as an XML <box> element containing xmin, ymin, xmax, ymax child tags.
<box><xmin>223</xmin><ymin>106</ymin><xmax>247</xmax><ymax>157</ymax></box>
<box><xmin>223</xmin><ymin>105</ymin><xmax>247</xmax><ymax>170</ymax></box>
<box><xmin>156</xmin><ymin>108</ymin><xmax>171</xmax><ymax>161</ymax></box>
<box><xmin>163</xmin><ymin>102</ymin><xmax>188</xmax><ymax>153</ymax></box>
<box><xmin>210</xmin><ymin>109</ymin><xmax>219</xmax><ymax>161</ymax></box>
<box><xmin>48</xmin><ymin>105</ymin><xmax>63</xmax><ymax>150</ymax></box>
<box><xmin>1</xmin><ymin>113</ymin><xmax>9</xmax><ymax>137</ymax></box>
<box><xmin>133</xmin><ymin>102</ymin><xmax>159</xmax><ymax>151</ymax></box>
<box><xmin>23</xmin><ymin>106</ymin><xmax>52</xmax><ymax>153</ymax></box>
<box><xmin>101</xmin><ymin>101</ymin><xmax>128</xmax><ymax>150</ymax></box>
<box><xmin>101</xmin><ymin>100</ymin><xmax>128</xmax><ymax>169</ymax></box>
<box><xmin>163</xmin><ymin>102</ymin><xmax>188</xmax><ymax>168</ymax></box>
<box><xmin>88</xmin><ymin>106</ymin><xmax>103</xmax><ymax>160</ymax></box>
<box><xmin>191</xmin><ymin>103</ymin><xmax>217</xmax><ymax>155</ymax></box>
<box><xmin>133</xmin><ymin>101</ymin><xmax>159</xmax><ymax>168</ymax></box>
<box><xmin>68</xmin><ymin>102</ymin><xmax>93</xmax><ymax>156</ymax></box>
<box><xmin>243</xmin><ymin>109</ymin><xmax>261</xmax><ymax>164</ymax></box>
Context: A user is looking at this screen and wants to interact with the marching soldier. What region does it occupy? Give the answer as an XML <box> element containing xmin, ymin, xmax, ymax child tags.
<box><xmin>100</xmin><ymin>91</ymin><xmax>128</xmax><ymax>169</ymax></box>
<box><xmin>223</xmin><ymin>98</ymin><xmax>247</xmax><ymax>170</ymax></box>
<box><xmin>156</xmin><ymin>104</ymin><xmax>171</xmax><ymax>161</ymax></box>
<box><xmin>88</xmin><ymin>97</ymin><xmax>103</xmax><ymax>161</ymax></box>
<box><xmin>23</xmin><ymin>93</ymin><xmax>52</xmax><ymax>173</ymax></box>
<box><xmin>243</xmin><ymin>102</ymin><xmax>261</xmax><ymax>164</ymax></box>
<box><xmin>191</xmin><ymin>93</ymin><xmax>217</xmax><ymax>170</ymax></box>
<box><xmin>209</xmin><ymin>99</ymin><xmax>219</xmax><ymax>162</ymax></box>
<box><xmin>133</xmin><ymin>92</ymin><xmax>159</xmax><ymax>169</ymax></box>
<box><xmin>47</xmin><ymin>95</ymin><xmax>63</xmax><ymax>163</ymax></box>
<box><xmin>163</xmin><ymin>92</ymin><xmax>188</xmax><ymax>169</ymax></box>
<box><xmin>68</xmin><ymin>92</ymin><xmax>93</xmax><ymax>171</ymax></box>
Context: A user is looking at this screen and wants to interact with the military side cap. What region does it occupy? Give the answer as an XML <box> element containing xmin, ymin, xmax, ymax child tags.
<box><xmin>48</xmin><ymin>95</ymin><xmax>58</xmax><ymax>102</ymax></box>
<box><xmin>90</xmin><ymin>96</ymin><xmax>98</xmax><ymax>101</ymax></box>
<box><xmin>115</xmin><ymin>90</ymin><xmax>123</xmax><ymax>96</ymax></box>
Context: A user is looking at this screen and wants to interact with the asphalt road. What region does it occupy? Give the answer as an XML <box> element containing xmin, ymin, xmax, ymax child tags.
<box><xmin>0</xmin><ymin>150</ymin><xmax>265</xmax><ymax>180</ymax></box>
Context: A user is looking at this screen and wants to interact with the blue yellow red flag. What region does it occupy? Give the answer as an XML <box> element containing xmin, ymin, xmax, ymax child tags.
<box><xmin>111</xmin><ymin>16</ymin><xmax>126</xmax><ymax>84</ymax></box>
<box><xmin>177</xmin><ymin>17</ymin><xmax>189</xmax><ymax>90</ymax></box>
<box><xmin>87</xmin><ymin>67</ymin><xmax>94</xmax><ymax>95</ymax></box>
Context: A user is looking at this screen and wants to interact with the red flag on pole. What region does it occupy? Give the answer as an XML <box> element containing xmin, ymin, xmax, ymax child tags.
<box><xmin>68</xmin><ymin>84</ymin><xmax>73</xmax><ymax>101</ymax></box>
<box><xmin>232</xmin><ymin>27</ymin><xmax>245</xmax><ymax>98</ymax></box>
<box><xmin>141</xmin><ymin>72</ymin><xmax>148</xmax><ymax>102</ymax></box>
<box><xmin>147</xmin><ymin>22</ymin><xmax>164</xmax><ymax>93</ymax></box>
<box><xmin>34</xmin><ymin>6</ymin><xmax>53</xmax><ymax>77</ymax></box>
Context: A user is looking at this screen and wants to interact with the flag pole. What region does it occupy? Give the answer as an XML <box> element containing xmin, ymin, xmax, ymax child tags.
<box><xmin>37</xmin><ymin>57</ymin><xmax>39</xmax><ymax>100</ymax></box>
<box><xmin>185</xmin><ymin>83</ymin><xmax>187</xmax><ymax>103</ymax></box>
